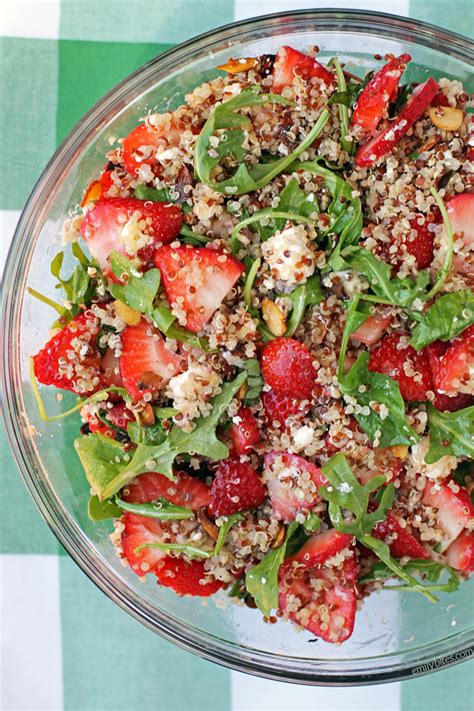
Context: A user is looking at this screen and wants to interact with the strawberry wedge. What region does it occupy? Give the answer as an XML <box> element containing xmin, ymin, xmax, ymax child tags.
<box><xmin>445</xmin><ymin>531</ymin><xmax>474</xmax><ymax>572</ymax></box>
<box><xmin>123</xmin><ymin>471</ymin><xmax>211</xmax><ymax>511</ymax></box>
<box><xmin>230</xmin><ymin>406</ymin><xmax>261</xmax><ymax>456</ymax></box>
<box><xmin>422</xmin><ymin>481</ymin><xmax>474</xmax><ymax>551</ymax></box>
<box><xmin>81</xmin><ymin>197</ymin><xmax>182</xmax><ymax>278</ymax></box>
<box><xmin>154</xmin><ymin>245</ymin><xmax>244</xmax><ymax>333</ymax></box>
<box><xmin>352</xmin><ymin>54</ymin><xmax>411</xmax><ymax>134</ymax></box>
<box><xmin>355</xmin><ymin>77</ymin><xmax>439</xmax><ymax>167</ymax></box>
<box><xmin>155</xmin><ymin>557</ymin><xmax>223</xmax><ymax>596</ymax></box>
<box><xmin>431</xmin><ymin>325</ymin><xmax>474</xmax><ymax>396</ymax></box>
<box><xmin>272</xmin><ymin>46</ymin><xmax>334</xmax><ymax>93</ymax></box>
<box><xmin>122</xmin><ymin>121</ymin><xmax>182</xmax><ymax>175</ymax></box>
<box><xmin>372</xmin><ymin>512</ymin><xmax>428</xmax><ymax>559</ymax></box>
<box><xmin>119</xmin><ymin>318</ymin><xmax>183</xmax><ymax>401</ymax></box>
<box><xmin>264</xmin><ymin>452</ymin><xmax>327</xmax><ymax>522</ymax></box>
<box><xmin>448</xmin><ymin>193</ymin><xmax>474</xmax><ymax>276</ymax></box>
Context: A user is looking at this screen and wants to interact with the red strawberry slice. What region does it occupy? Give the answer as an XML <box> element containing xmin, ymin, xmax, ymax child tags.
<box><xmin>430</xmin><ymin>92</ymin><xmax>450</xmax><ymax>107</ymax></box>
<box><xmin>285</xmin><ymin>529</ymin><xmax>354</xmax><ymax>568</ymax></box>
<box><xmin>352</xmin><ymin>54</ymin><xmax>411</xmax><ymax>134</ymax></box>
<box><xmin>100</xmin><ymin>347</ymin><xmax>123</xmax><ymax>389</ymax></box>
<box><xmin>261</xmin><ymin>337</ymin><xmax>317</xmax><ymax>399</ymax></box>
<box><xmin>426</xmin><ymin>341</ymin><xmax>473</xmax><ymax>409</ymax></box>
<box><xmin>80</xmin><ymin>197</ymin><xmax>182</xmax><ymax>278</ymax></box>
<box><xmin>447</xmin><ymin>193</ymin><xmax>474</xmax><ymax>276</ymax></box>
<box><xmin>209</xmin><ymin>459</ymin><xmax>266</xmax><ymax>517</ymax></box>
<box><xmin>32</xmin><ymin>311</ymin><xmax>101</xmax><ymax>395</ymax></box>
<box><xmin>230</xmin><ymin>406</ymin><xmax>261</xmax><ymax>456</ymax></box>
<box><xmin>422</xmin><ymin>481</ymin><xmax>474</xmax><ymax>551</ymax></box>
<box><xmin>86</xmin><ymin>412</ymin><xmax>115</xmax><ymax>438</ymax></box>
<box><xmin>272</xmin><ymin>46</ymin><xmax>334</xmax><ymax>93</ymax></box>
<box><xmin>279</xmin><ymin>539</ymin><xmax>357</xmax><ymax>644</ymax></box>
<box><xmin>155</xmin><ymin>556</ymin><xmax>223</xmax><ymax>596</ymax></box>
<box><xmin>369</xmin><ymin>332</ymin><xmax>433</xmax><ymax>402</ymax></box>
<box><xmin>119</xmin><ymin>318</ymin><xmax>184</xmax><ymax>401</ymax></box>
<box><xmin>431</xmin><ymin>325</ymin><xmax>474</xmax><ymax>396</ymax></box>
<box><xmin>355</xmin><ymin>77</ymin><xmax>439</xmax><ymax>167</ymax></box>
<box><xmin>122</xmin><ymin>121</ymin><xmax>182</xmax><ymax>175</ymax></box>
<box><xmin>350</xmin><ymin>314</ymin><xmax>391</xmax><ymax>346</ymax></box>
<box><xmin>445</xmin><ymin>530</ymin><xmax>474</xmax><ymax>572</ymax></box>
<box><xmin>372</xmin><ymin>512</ymin><xmax>428</xmax><ymax>559</ymax></box>
<box><xmin>357</xmin><ymin>448</ymin><xmax>403</xmax><ymax>487</ymax></box>
<box><xmin>153</xmin><ymin>245</ymin><xmax>244</xmax><ymax>334</ymax></box>
<box><xmin>264</xmin><ymin>452</ymin><xmax>327</xmax><ymax>522</ymax></box>
<box><xmin>404</xmin><ymin>216</ymin><xmax>435</xmax><ymax>269</ymax></box>
<box><xmin>123</xmin><ymin>470</ymin><xmax>211</xmax><ymax>511</ymax></box>
<box><xmin>106</xmin><ymin>402</ymin><xmax>135</xmax><ymax>431</ymax></box>
<box><xmin>261</xmin><ymin>390</ymin><xmax>310</xmax><ymax>430</ymax></box>
<box><xmin>120</xmin><ymin>512</ymin><xmax>169</xmax><ymax>575</ymax></box>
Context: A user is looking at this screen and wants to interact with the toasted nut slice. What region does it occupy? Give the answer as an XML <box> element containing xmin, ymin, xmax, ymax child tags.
<box><xmin>114</xmin><ymin>299</ymin><xmax>141</xmax><ymax>326</ymax></box>
<box><xmin>217</xmin><ymin>57</ymin><xmax>258</xmax><ymax>73</ymax></box>
<box><xmin>262</xmin><ymin>298</ymin><xmax>286</xmax><ymax>337</ymax></box>
<box><xmin>237</xmin><ymin>381</ymin><xmax>248</xmax><ymax>401</ymax></box>
<box><xmin>391</xmin><ymin>445</ymin><xmax>408</xmax><ymax>459</ymax></box>
<box><xmin>198</xmin><ymin>508</ymin><xmax>219</xmax><ymax>541</ymax></box>
<box><xmin>271</xmin><ymin>524</ymin><xmax>286</xmax><ymax>549</ymax></box>
<box><xmin>428</xmin><ymin>106</ymin><xmax>464</xmax><ymax>132</ymax></box>
<box><xmin>418</xmin><ymin>134</ymin><xmax>440</xmax><ymax>153</ymax></box>
<box><xmin>139</xmin><ymin>403</ymin><xmax>155</xmax><ymax>427</ymax></box>
<box><xmin>81</xmin><ymin>179</ymin><xmax>102</xmax><ymax>207</ymax></box>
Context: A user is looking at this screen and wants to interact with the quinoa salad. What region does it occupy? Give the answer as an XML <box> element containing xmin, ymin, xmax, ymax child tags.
<box><xmin>30</xmin><ymin>46</ymin><xmax>474</xmax><ymax>644</ymax></box>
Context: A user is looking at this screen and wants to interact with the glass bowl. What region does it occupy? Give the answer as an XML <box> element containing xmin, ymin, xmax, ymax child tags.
<box><xmin>2</xmin><ymin>9</ymin><xmax>474</xmax><ymax>685</ymax></box>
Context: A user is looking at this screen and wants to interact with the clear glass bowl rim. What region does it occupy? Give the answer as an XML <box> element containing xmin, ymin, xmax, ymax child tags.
<box><xmin>2</xmin><ymin>8</ymin><xmax>474</xmax><ymax>686</ymax></box>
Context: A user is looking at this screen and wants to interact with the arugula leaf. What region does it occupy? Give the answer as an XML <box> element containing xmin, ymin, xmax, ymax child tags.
<box><xmin>320</xmin><ymin>453</ymin><xmax>395</xmax><ymax>537</ymax></box>
<box><xmin>151</xmin><ymin>304</ymin><xmax>210</xmax><ymax>350</ymax></box>
<box><xmin>88</xmin><ymin>495</ymin><xmax>123</xmax><ymax>521</ymax></box>
<box><xmin>134</xmin><ymin>541</ymin><xmax>211</xmax><ymax>559</ymax></box>
<box><xmin>214</xmin><ymin>513</ymin><xmax>244</xmax><ymax>556</ymax></box>
<box><xmin>278</xmin><ymin>178</ymin><xmax>319</xmax><ymax>219</ymax></box>
<box><xmin>359</xmin><ymin>558</ymin><xmax>460</xmax><ymax>594</ymax></box>
<box><xmin>303</xmin><ymin>512</ymin><xmax>321</xmax><ymax>533</ymax></box>
<box><xmin>114</xmin><ymin>496</ymin><xmax>195</xmax><ymax>520</ymax></box>
<box><xmin>74</xmin><ymin>434</ymin><xmax>133</xmax><ymax>501</ymax></box>
<box><xmin>333</xmin><ymin>246</ymin><xmax>429</xmax><ymax>308</ymax></box>
<box><xmin>109</xmin><ymin>252</ymin><xmax>161</xmax><ymax>314</ymax></box>
<box><xmin>242</xmin><ymin>359</ymin><xmax>264</xmax><ymax>404</ymax></box>
<box><xmin>51</xmin><ymin>251</ymin><xmax>92</xmax><ymax>311</ymax></box>
<box><xmin>340</xmin><ymin>353</ymin><xmax>420</xmax><ymax>447</ymax></box>
<box><xmin>409</xmin><ymin>289</ymin><xmax>474</xmax><ymax>350</ymax></box>
<box><xmin>337</xmin><ymin>295</ymin><xmax>372</xmax><ymax>381</ymax></box>
<box><xmin>178</xmin><ymin>224</ymin><xmax>210</xmax><ymax>245</ymax></box>
<box><xmin>134</xmin><ymin>185</ymin><xmax>173</xmax><ymax>202</ymax></box>
<box><xmin>27</xmin><ymin>287</ymin><xmax>70</xmax><ymax>320</ymax></box>
<box><xmin>195</xmin><ymin>86</ymin><xmax>329</xmax><ymax>195</ymax></box>
<box><xmin>284</xmin><ymin>275</ymin><xmax>324</xmax><ymax>337</ymax></box>
<box><xmin>245</xmin><ymin>521</ymin><xmax>299</xmax><ymax>617</ymax></box>
<box><xmin>331</xmin><ymin>57</ymin><xmax>355</xmax><ymax>156</ymax></box>
<box><xmin>425</xmin><ymin>187</ymin><xmax>454</xmax><ymax>300</ymax></box>
<box><xmin>425</xmin><ymin>404</ymin><xmax>474</xmax><ymax>464</ymax></box>
<box><xmin>121</xmin><ymin>372</ymin><xmax>247</xmax><ymax>482</ymax></box>
<box><xmin>127</xmin><ymin>418</ymin><xmax>167</xmax><ymax>446</ymax></box>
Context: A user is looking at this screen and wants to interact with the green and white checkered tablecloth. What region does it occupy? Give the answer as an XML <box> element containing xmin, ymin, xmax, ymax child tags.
<box><xmin>1</xmin><ymin>1</ymin><xmax>473</xmax><ymax>709</ymax></box>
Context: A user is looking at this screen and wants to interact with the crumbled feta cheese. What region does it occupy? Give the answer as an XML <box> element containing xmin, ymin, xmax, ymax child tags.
<box><xmin>166</xmin><ymin>364</ymin><xmax>222</xmax><ymax>430</ymax></box>
<box><xmin>261</xmin><ymin>224</ymin><xmax>315</xmax><ymax>286</ymax></box>
<box><xmin>408</xmin><ymin>436</ymin><xmax>458</xmax><ymax>481</ymax></box>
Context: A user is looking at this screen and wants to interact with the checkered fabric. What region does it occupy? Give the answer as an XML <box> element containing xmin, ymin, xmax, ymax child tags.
<box><xmin>1</xmin><ymin>1</ymin><xmax>473</xmax><ymax>709</ymax></box>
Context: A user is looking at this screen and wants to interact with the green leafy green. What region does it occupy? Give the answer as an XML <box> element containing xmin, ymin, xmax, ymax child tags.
<box><xmin>241</xmin><ymin>359</ymin><xmax>264</xmax><ymax>404</ymax></box>
<box><xmin>134</xmin><ymin>185</ymin><xmax>173</xmax><ymax>202</ymax></box>
<box><xmin>320</xmin><ymin>453</ymin><xmax>395</xmax><ymax>538</ymax></box>
<box><xmin>178</xmin><ymin>224</ymin><xmax>210</xmax><ymax>245</ymax></box>
<box><xmin>340</xmin><ymin>353</ymin><xmax>420</xmax><ymax>447</ymax></box>
<box><xmin>284</xmin><ymin>275</ymin><xmax>324</xmax><ymax>337</ymax></box>
<box><xmin>409</xmin><ymin>289</ymin><xmax>474</xmax><ymax>350</ymax></box>
<box><xmin>425</xmin><ymin>186</ymin><xmax>454</xmax><ymax>300</ymax></box>
<box><xmin>331</xmin><ymin>57</ymin><xmax>355</xmax><ymax>155</ymax></box>
<box><xmin>114</xmin><ymin>496</ymin><xmax>195</xmax><ymax>520</ymax></box>
<box><xmin>359</xmin><ymin>558</ymin><xmax>460</xmax><ymax>594</ymax></box>
<box><xmin>88</xmin><ymin>495</ymin><xmax>123</xmax><ymax>521</ymax></box>
<box><xmin>214</xmin><ymin>513</ymin><xmax>244</xmax><ymax>556</ymax></box>
<box><xmin>27</xmin><ymin>288</ymin><xmax>70</xmax><ymax>320</ymax></box>
<box><xmin>75</xmin><ymin>434</ymin><xmax>133</xmax><ymax>501</ymax></box>
<box><xmin>127</xmin><ymin>418</ymin><xmax>167</xmax><ymax>446</ymax></box>
<box><xmin>50</xmin><ymin>250</ymin><xmax>92</xmax><ymax>313</ymax></box>
<box><xmin>303</xmin><ymin>512</ymin><xmax>321</xmax><ymax>533</ymax></box>
<box><xmin>134</xmin><ymin>541</ymin><xmax>211</xmax><ymax>559</ymax></box>
<box><xmin>109</xmin><ymin>252</ymin><xmax>161</xmax><ymax>314</ymax></box>
<box><xmin>245</xmin><ymin>522</ymin><xmax>299</xmax><ymax>617</ymax></box>
<box><xmin>337</xmin><ymin>295</ymin><xmax>372</xmax><ymax>381</ymax></box>
<box><xmin>425</xmin><ymin>404</ymin><xmax>474</xmax><ymax>464</ymax></box>
<box><xmin>195</xmin><ymin>86</ymin><xmax>329</xmax><ymax>195</ymax></box>
<box><xmin>151</xmin><ymin>304</ymin><xmax>210</xmax><ymax>350</ymax></box>
<box><xmin>278</xmin><ymin>177</ymin><xmax>320</xmax><ymax>219</ymax></box>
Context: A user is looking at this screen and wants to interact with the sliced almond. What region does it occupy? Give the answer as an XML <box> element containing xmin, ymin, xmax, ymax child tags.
<box><xmin>418</xmin><ymin>134</ymin><xmax>440</xmax><ymax>153</ymax></box>
<box><xmin>428</xmin><ymin>105</ymin><xmax>464</xmax><ymax>132</ymax></box>
<box><xmin>271</xmin><ymin>524</ymin><xmax>286</xmax><ymax>549</ymax></box>
<box><xmin>80</xmin><ymin>179</ymin><xmax>102</xmax><ymax>207</ymax></box>
<box><xmin>198</xmin><ymin>508</ymin><xmax>219</xmax><ymax>541</ymax></box>
<box><xmin>114</xmin><ymin>299</ymin><xmax>141</xmax><ymax>326</ymax></box>
<box><xmin>237</xmin><ymin>381</ymin><xmax>248</xmax><ymax>401</ymax></box>
<box><xmin>139</xmin><ymin>403</ymin><xmax>155</xmax><ymax>427</ymax></box>
<box><xmin>217</xmin><ymin>57</ymin><xmax>258</xmax><ymax>74</ymax></box>
<box><xmin>391</xmin><ymin>445</ymin><xmax>409</xmax><ymax>459</ymax></box>
<box><xmin>261</xmin><ymin>298</ymin><xmax>286</xmax><ymax>337</ymax></box>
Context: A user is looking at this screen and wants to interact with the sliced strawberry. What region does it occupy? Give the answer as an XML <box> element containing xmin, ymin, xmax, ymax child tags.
<box><xmin>352</xmin><ymin>54</ymin><xmax>411</xmax><ymax>134</ymax></box>
<box><xmin>430</xmin><ymin>92</ymin><xmax>450</xmax><ymax>107</ymax></box>
<box><xmin>279</xmin><ymin>538</ymin><xmax>357</xmax><ymax>644</ymax></box>
<box><xmin>122</xmin><ymin>121</ymin><xmax>182</xmax><ymax>175</ymax></box>
<box><xmin>100</xmin><ymin>347</ymin><xmax>123</xmax><ymax>389</ymax></box>
<box><xmin>261</xmin><ymin>338</ymin><xmax>316</xmax><ymax>399</ymax></box>
<box><xmin>230</xmin><ymin>407</ymin><xmax>261</xmax><ymax>456</ymax></box>
<box><xmin>369</xmin><ymin>332</ymin><xmax>433</xmax><ymax>402</ymax></box>
<box><xmin>119</xmin><ymin>318</ymin><xmax>183</xmax><ymax>401</ymax></box>
<box><xmin>422</xmin><ymin>481</ymin><xmax>474</xmax><ymax>550</ymax></box>
<box><xmin>120</xmin><ymin>512</ymin><xmax>168</xmax><ymax>575</ymax></box>
<box><xmin>272</xmin><ymin>46</ymin><xmax>334</xmax><ymax>93</ymax></box>
<box><xmin>445</xmin><ymin>530</ymin><xmax>474</xmax><ymax>572</ymax></box>
<box><xmin>261</xmin><ymin>390</ymin><xmax>311</xmax><ymax>430</ymax></box>
<box><xmin>350</xmin><ymin>314</ymin><xmax>391</xmax><ymax>346</ymax></box>
<box><xmin>355</xmin><ymin>77</ymin><xmax>439</xmax><ymax>168</ymax></box>
<box><xmin>86</xmin><ymin>412</ymin><xmax>115</xmax><ymax>438</ymax></box>
<box><xmin>284</xmin><ymin>529</ymin><xmax>354</xmax><ymax>568</ymax></box>
<box><xmin>431</xmin><ymin>325</ymin><xmax>474</xmax><ymax>396</ymax></box>
<box><xmin>447</xmin><ymin>193</ymin><xmax>474</xmax><ymax>275</ymax></box>
<box><xmin>155</xmin><ymin>556</ymin><xmax>223</xmax><ymax>596</ymax></box>
<box><xmin>404</xmin><ymin>216</ymin><xmax>435</xmax><ymax>269</ymax></box>
<box><xmin>209</xmin><ymin>459</ymin><xmax>266</xmax><ymax>517</ymax></box>
<box><xmin>426</xmin><ymin>341</ymin><xmax>472</xmax><ymax>409</ymax></box>
<box><xmin>153</xmin><ymin>245</ymin><xmax>244</xmax><ymax>333</ymax></box>
<box><xmin>32</xmin><ymin>311</ymin><xmax>101</xmax><ymax>395</ymax></box>
<box><xmin>106</xmin><ymin>402</ymin><xmax>134</xmax><ymax>431</ymax></box>
<box><xmin>80</xmin><ymin>197</ymin><xmax>182</xmax><ymax>278</ymax></box>
<box><xmin>264</xmin><ymin>452</ymin><xmax>327</xmax><ymax>522</ymax></box>
<box><xmin>123</xmin><ymin>470</ymin><xmax>211</xmax><ymax>511</ymax></box>
<box><xmin>357</xmin><ymin>447</ymin><xmax>403</xmax><ymax>487</ymax></box>
<box><xmin>372</xmin><ymin>512</ymin><xmax>428</xmax><ymax>559</ymax></box>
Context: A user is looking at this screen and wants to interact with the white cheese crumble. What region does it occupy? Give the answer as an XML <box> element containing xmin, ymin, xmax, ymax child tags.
<box><xmin>407</xmin><ymin>436</ymin><xmax>458</xmax><ymax>482</ymax></box>
<box><xmin>261</xmin><ymin>224</ymin><xmax>315</xmax><ymax>286</ymax></box>
<box><xmin>166</xmin><ymin>364</ymin><xmax>222</xmax><ymax>430</ymax></box>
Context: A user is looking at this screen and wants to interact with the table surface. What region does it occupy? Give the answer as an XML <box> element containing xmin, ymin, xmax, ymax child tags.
<box><xmin>1</xmin><ymin>1</ymin><xmax>473</xmax><ymax>709</ymax></box>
